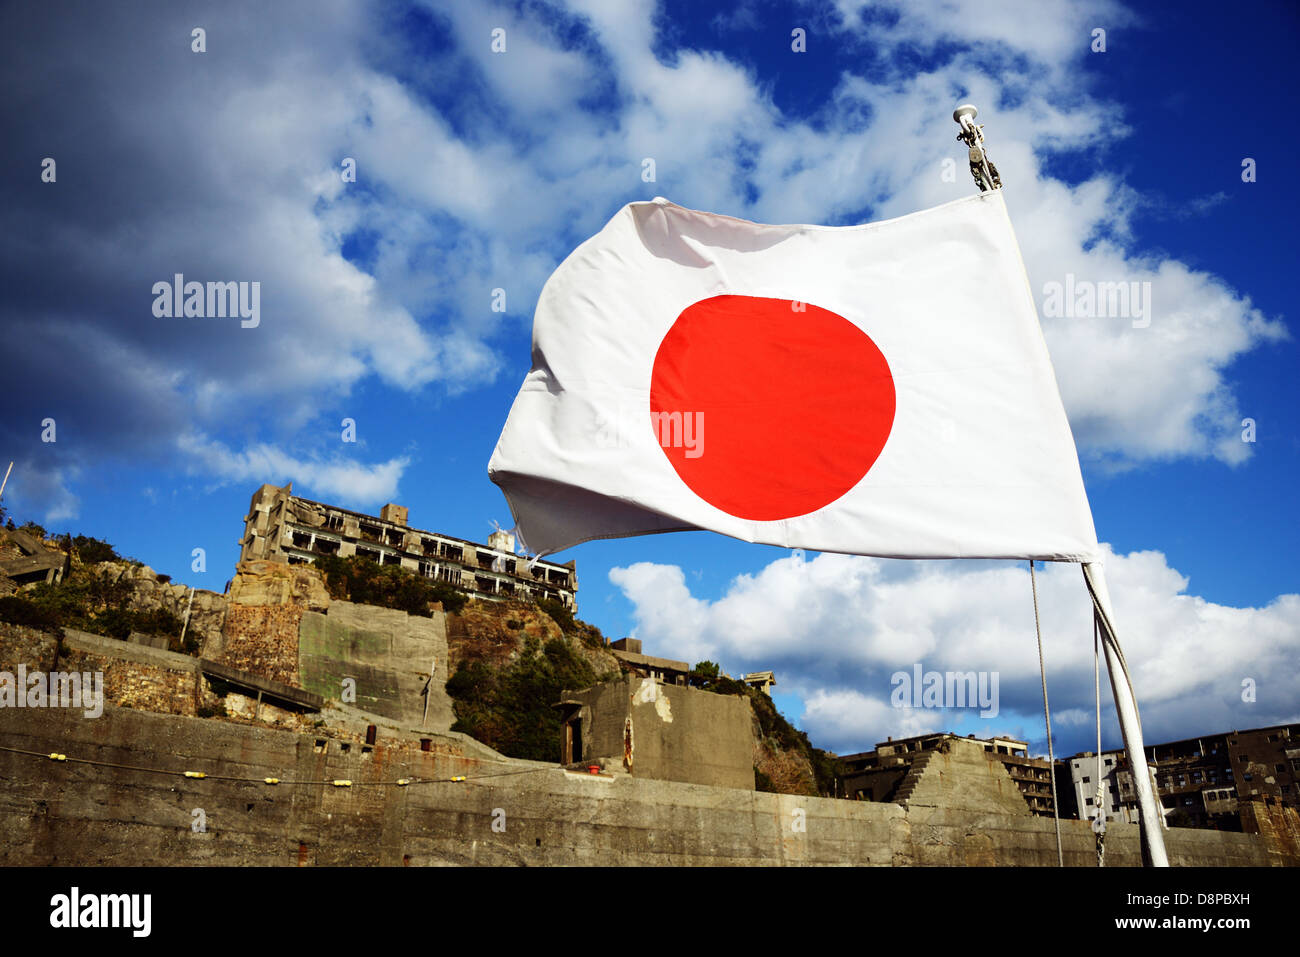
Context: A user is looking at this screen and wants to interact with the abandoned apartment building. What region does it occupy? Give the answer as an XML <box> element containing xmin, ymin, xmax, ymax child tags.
<box><xmin>1056</xmin><ymin>723</ymin><xmax>1300</xmax><ymax>829</ymax></box>
<box><xmin>239</xmin><ymin>483</ymin><xmax>578</xmax><ymax>610</ymax></box>
<box><xmin>838</xmin><ymin>732</ymin><xmax>1058</xmax><ymax>816</ymax></box>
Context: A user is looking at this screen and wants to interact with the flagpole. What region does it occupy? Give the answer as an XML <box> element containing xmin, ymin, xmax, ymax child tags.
<box><xmin>1083</xmin><ymin>561</ymin><xmax>1169</xmax><ymax>866</ymax></box>
<box><xmin>952</xmin><ymin>106</ymin><xmax>1168</xmax><ymax>866</ymax></box>
<box><xmin>953</xmin><ymin>104</ymin><xmax>1001</xmax><ymax>192</ymax></box>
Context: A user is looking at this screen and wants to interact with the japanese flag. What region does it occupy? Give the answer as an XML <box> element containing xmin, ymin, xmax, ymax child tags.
<box><xmin>488</xmin><ymin>191</ymin><xmax>1100</xmax><ymax>563</ymax></box>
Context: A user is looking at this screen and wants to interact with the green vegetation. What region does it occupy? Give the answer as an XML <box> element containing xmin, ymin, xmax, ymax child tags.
<box><xmin>535</xmin><ymin>597</ymin><xmax>607</xmax><ymax>651</ymax></box>
<box><xmin>689</xmin><ymin>660</ymin><xmax>720</xmax><ymax>683</ymax></box>
<box><xmin>535</xmin><ymin>596</ymin><xmax>574</xmax><ymax>631</ymax></box>
<box><xmin>446</xmin><ymin>634</ymin><xmax>607</xmax><ymax>762</ymax></box>
<box><xmin>314</xmin><ymin>553</ymin><xmax>468</xmax><ymax>615</ymax></box>
<box><xmin>688</xmin><ymin>660</ymin><xmax>748</xmax><ymax>696</ymax></box>
<box><xmin>16</xmin><ymin>520</ymin><xmax>48</xmax><ymax>541</ymax></box>
<box><xmin>0</xmin><ymin>520</ymin><xmax>193</xmax><ymax>649</ymax></box>
<box><xmin>67</xmin><ymin>534</ymin><xmax>120</xmax><ymax>564</ymax></box>
<box><xmin>0</xmin><ymin>569</ymin><xmax>190</xmax><ymax>652</ymax></box>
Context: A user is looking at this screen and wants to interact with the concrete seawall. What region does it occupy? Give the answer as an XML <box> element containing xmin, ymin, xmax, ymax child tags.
<box><xmin>0</xmin><ymin>705</ymin><xmax>1280</xmax><ymax>866</ymax></box>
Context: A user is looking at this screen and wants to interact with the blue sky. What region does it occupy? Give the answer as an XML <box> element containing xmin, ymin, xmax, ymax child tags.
<box><xmin>2</xmin><ymin>0</ymin><xmax>1297</xmax><ymax>759</ymax></box>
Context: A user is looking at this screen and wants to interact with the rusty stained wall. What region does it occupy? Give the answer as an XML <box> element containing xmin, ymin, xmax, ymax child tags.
<box><xmin>571</xmin><ymin>676</ymin><xmax>756</xmax><ymax>791</ymax></box>
<box><xmin>217</xmin><ymin>604</ymin><xmax>305</xmax><ymax>687</ymax></box>
<box><xmin>1239</xmin><ymin>797</ymin><xmax>1300</xmax><ymax>865</ymax></box>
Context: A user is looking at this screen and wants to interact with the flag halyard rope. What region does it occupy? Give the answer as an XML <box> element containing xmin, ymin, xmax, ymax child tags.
<box><xmin>1093</xmin><ymin>609</ymin><xmax>1107</xmax><ymax>867</ymax></box>
<box><xmin>1030</xmin><ymin>559</ymin><xmax>1065</xmax><ymax>866</ymax></box>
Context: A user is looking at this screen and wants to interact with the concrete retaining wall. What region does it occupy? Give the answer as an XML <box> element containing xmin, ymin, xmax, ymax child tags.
<box><xmin>0</xmin><ymin>705</ymin><xmax>1282</xmax><ymax>867</ymax></box>
<box><xmin>298</xmin><ymin>602</ymin><xmax>452</xmax><ymax>731</ymax></box>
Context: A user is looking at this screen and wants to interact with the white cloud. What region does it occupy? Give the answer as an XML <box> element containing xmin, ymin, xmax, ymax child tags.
<box><xmin>610</xmin><ymin>547</ymin><xmax>1300</xmax><ymax>755</ymax></box>
<box><xmin>537</xmin><ymin>0</ymin><xmax>1286</xmax><ymax>468</ymax></box>
<box><xmin>1</xmin><ymin>0</ymin><xmax>1287</xmax><ymax>516</ymax></box>
<box><xmin>177</xmin><ymin>432</ymin><xmax>409</xmax><ymax>506</ymax></box>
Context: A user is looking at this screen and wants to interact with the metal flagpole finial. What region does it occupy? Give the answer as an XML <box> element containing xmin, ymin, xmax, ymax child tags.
<box><xmin>953</xmin><ymin>103</ymin><xmax>1002</xmax><ymax>193</ymax></box>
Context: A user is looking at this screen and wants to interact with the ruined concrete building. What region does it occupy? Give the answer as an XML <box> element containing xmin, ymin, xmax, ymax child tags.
<box><xmin>838</xmin><ymin>732</ymin><xmax>1058</xmax><ymax>817</ymax></box>
<box><xmin>239</xmin><ymin>483</ymin><xmax>578</xmax><ymax>610</ymax></box>
<box><xmin>555</xmin><ymin>675</ymin><xmax>757</xmax><ymax>790</ymax></box>
<box><xmin>0</xmin><ymin>528</ymin><xmax>67</xmax><ymax>595</ymax></box>
<box><xmin>1059</xmin><ymin>723</ymin><xmax>1300</xmax><ymax>829</ymax></box>
<box><xmin>607</xmin><ymin>637</ymin><xmax>689</xmax><ymax>685</ymax></box>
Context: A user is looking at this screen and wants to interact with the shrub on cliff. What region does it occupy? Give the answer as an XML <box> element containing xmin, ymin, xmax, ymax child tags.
<box><xmin>0</xmin><ymin>595</ymin><xmax>63</xmax><ymax>632</ymax></box>
<box><xmin>535</xmin><ymin>597</ymin><xmax>607</xmax><ymax>650</ymax></box>
<box><xmin>536</xmin><ymin>597</ymin><xmax>574</xmax><ymax>631</ymax></box>
<box><xmin>314</xmin><ymin>553</ymin><xmax>468</xmax><ymax>615</ymax></box>
<box><xmin>0</xmin><ymin>571</ymin><xmax>184</xmax><ymax>647</ymax></box>
<box><xmin>70</xmin><ymin>535</ymin><xmax>119</xmax><ymax>564</ymax></box>
<box><xmin>16</xmin><ymin>520</ymin><xmax>49</xmax><ymax>542</ymax></box>
<box><xmin>447</xmin><ymin>635</ymin><xmax>600</xmax><ymax>762</ymax></box>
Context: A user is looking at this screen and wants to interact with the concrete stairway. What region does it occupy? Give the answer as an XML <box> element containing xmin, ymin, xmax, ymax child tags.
<box><xmin>891</xmin><ymin>751</ymin><xmax>934</xmax><ymax>804</ymax></box>
<box><xmin>895</xmin><ymin>739</ymin><xmax>1032</xmax><ymax>816</ymax></box>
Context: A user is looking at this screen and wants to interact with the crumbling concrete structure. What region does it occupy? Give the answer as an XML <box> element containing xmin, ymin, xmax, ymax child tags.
<box><xmin>556</xmin><ymin>675</ymin><xmax>756</xmax><ymax>790</ymax></box>
<box><xmin>0</xmin><ymin>528</ymin><xmax>66</xmax><ymax>593</ymax></box>
<box><xmin>1</xmin><ymin>701</ymin><xmax>1291</xmax><ymax>866</ymax></box>
<box><xmin>239</xmin><ymin>482</ymin><xmax>578</xmax><ymax>610</ymax></box>
<box><xmin>839</xmin><ymin>732</ymin><xmax>1057</xmax><ymax>816</ymax></box>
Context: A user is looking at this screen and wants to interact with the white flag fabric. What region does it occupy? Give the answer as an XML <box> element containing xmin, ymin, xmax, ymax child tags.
<box><xmin>489</xmin><ymin>191</ymin><xmax>1100</xmax><ymax>563</ymax></box>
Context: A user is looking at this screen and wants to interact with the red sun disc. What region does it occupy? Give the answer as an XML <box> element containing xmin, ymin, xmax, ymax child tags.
<box><xmin>649</xmin><ymin>294</ymin><xmax>895</xmax><ymax>521</ymax></box>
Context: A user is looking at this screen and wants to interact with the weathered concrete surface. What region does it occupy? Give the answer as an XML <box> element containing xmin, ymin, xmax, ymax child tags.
<box><xmin>899</xmin><ymin>737</ymin><xmax>1035</xmax><ymax>816</ymax></box>
<box><xmin>298</xmin><ymin>602</ymin><xmax>452</xmax><ymax>732</ymax></box>
<box><xmin>61</xmin><ymin>628</ymin><xmax>201</xmax><ymax>674</ymax></box>
<box><xmin>571</xmin><ymin>676</ymin><xmax>756</xmax><ymax>790</ymax></box>
<box><xmin>0</xmin><ymin>705</ymin><xmax>1285</xmax><ymax>866</ymax></box>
